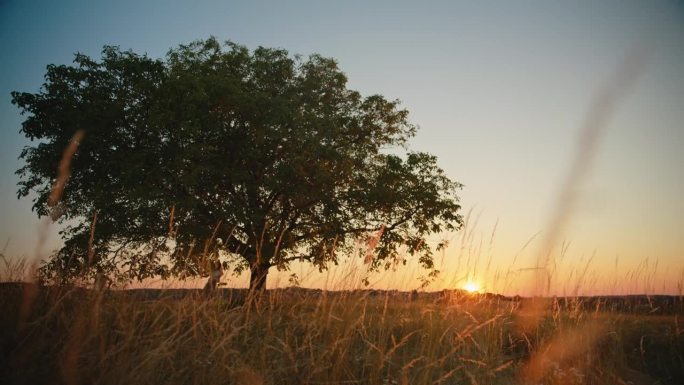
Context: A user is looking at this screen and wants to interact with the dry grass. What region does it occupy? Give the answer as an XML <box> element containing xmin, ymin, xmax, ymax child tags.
<box><xmin>1</xmin><ymin>269</ymin><xmax>682</xmax><ymax>385</ymax></box>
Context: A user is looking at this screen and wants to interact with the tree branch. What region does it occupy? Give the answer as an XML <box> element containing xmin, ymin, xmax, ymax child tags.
<box><xmin>279</xmin><ymin>254</ymin><xmax>314</xmax><ymax>264</ymax></box>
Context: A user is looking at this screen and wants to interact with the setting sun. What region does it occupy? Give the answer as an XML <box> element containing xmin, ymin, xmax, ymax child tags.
<box><xmin>463</xmin><ymin>282</ymin><xmax>480</xmax><ymax>293</ymax></box>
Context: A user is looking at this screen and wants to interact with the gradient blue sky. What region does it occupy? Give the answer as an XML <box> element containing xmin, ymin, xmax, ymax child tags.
<box><xmin>1</xmin><ymin>0</ymin><xmax>682</xmax><ymax>294</ymax></box>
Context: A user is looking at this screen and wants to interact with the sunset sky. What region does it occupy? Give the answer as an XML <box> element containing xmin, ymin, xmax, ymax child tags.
<box><xmin>1</xmin><ymin>0</ymin><xmax>682</xmax><ymax>295</ymax></box>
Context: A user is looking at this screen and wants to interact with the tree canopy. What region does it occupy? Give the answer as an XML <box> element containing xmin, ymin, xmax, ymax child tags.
<box><xmin>12</xmin><ymin>38</ymin><xmax>463</xmax><ymax>290</ymax></box>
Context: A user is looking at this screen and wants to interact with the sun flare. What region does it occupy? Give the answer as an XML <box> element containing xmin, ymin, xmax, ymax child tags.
<box><xmin>463</xmin><ymin>282</ymin><xmax>480</xmax><ymax>293</ymax></box>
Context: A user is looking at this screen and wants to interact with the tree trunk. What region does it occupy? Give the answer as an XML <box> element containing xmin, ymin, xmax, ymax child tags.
<box><xmin>249</xmin><ymin>263</ymin><xmax>269</xmax><ymax>292</ymax></box>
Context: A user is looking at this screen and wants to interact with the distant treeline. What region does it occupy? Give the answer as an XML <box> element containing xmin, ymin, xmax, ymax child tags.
<box><xmin>2</xmin><ymin>283</ymin><xmax>682</xmax><ymax>315</ymax></box>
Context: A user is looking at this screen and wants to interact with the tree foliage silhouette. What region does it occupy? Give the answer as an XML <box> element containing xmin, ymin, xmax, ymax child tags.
<box><xmin>12</xmin><ymin>38</ymin><xmax>463</xmax><ymax>290</ymax></box>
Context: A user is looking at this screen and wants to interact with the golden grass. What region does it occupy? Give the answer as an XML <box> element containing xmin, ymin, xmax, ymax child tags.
<box><xmin>1</xmin><ymin>274</ymin><xmax>682</xmax><ymax>385</ymax></box>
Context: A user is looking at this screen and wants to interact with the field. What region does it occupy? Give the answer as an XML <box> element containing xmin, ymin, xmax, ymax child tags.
<box><xmin>1</xmin><ymin>282</ymin><xmax>682</xmax><ymax>385</ymax></box>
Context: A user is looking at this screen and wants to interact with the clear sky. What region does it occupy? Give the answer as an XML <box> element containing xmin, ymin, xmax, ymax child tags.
<box><xmin>1</xmin><ymin>0</ymin><xmax>682</xmax><ymax>295</ymax></box>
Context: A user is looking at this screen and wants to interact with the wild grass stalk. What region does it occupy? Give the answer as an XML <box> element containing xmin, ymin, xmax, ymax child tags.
<box><xmin>1</xmin><ymin>277</ymin><xmax>682</xmax><ymax>385</ymax></box>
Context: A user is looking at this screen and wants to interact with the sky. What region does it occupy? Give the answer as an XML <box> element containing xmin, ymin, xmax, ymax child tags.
<box><xmin>1</xmin><ymin>0</ymin><xmax>682</xmax><ymax>295</ymax></box>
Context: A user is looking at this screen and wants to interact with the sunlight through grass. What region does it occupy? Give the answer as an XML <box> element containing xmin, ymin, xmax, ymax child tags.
<box><xmin>463</xmin><ymin>281</ymin><xmax>480</xmax><ymax>293</ymax></box>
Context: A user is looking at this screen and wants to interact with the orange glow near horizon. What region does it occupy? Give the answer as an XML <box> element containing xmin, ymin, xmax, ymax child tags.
<box><xmin>463</xmin><ymin>281</ymin><xmax>480</xmax><ymax>293</ymax></box>
<box><xmin>118</xmin><ymin>239</ymin><xmax>684</xmax><ymax>297</ymax></box>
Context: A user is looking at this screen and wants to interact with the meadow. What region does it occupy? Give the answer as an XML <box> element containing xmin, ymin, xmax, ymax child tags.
<box><xmin>1</xmin><ymin>262</ymin><xmax>682</xmax><ymax>385</ymax></box>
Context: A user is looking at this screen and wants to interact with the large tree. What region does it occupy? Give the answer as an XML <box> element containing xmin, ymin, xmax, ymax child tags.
<box><xmin>12</xmin><ymin>38</ymin><xmax>463</xmax><ymax>290</ymax></box>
